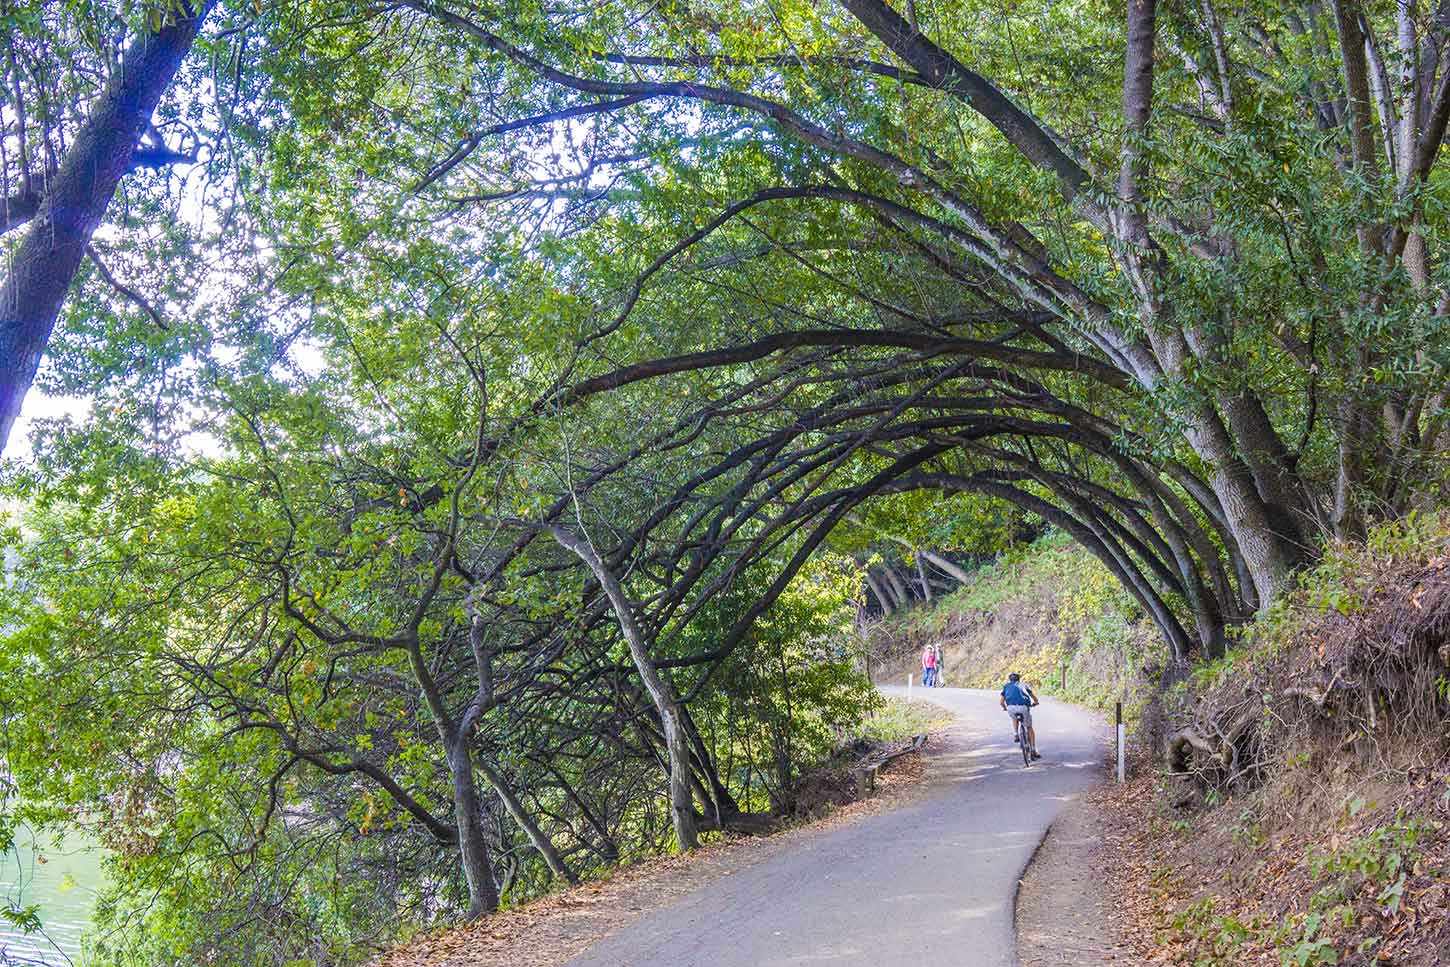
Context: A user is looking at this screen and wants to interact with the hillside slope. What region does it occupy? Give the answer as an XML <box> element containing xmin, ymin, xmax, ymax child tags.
<box><xmin>865</xmin><ymin>533</ymin><xmax>1164</xmax><ymax>715</ymax></box>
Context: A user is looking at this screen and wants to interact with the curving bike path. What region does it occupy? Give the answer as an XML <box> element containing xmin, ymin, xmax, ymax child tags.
<box><xmin>562</xmin><ymin>687</ymin><xmax>1109</xmax><ymax>967</ymax></box>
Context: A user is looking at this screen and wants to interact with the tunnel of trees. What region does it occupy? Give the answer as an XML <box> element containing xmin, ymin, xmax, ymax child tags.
<box><xmin>2</xmin><ymin>0</ymin><xmax>1449</xmax><ymax>960</ymax></box>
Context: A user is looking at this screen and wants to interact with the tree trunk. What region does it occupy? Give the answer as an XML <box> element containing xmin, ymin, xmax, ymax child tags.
<box><xmin>1334</xmin><ymin>390</ymin><xmax>1373</xmax><ymax>540</ymax></box>
<box><xmin>881</xmin><ymin>562</ymin><xmax>910</xmax><ymax>607</ymax></box>
<box><xmin>474</xmin><ymin>756</ymin><xmax>578</xmax><ymax>884</ymax></box>
<box><xmin>680</xmin><ymin>705</ymin><xmax>743</xmax><ymax>820</ymax></box>
<box><xmin>548</xmin><ymin>525</ymin><xmax>699</xmax><ymax>851</ymax></box>
<box><xmin>1164</xmin><ymin>460</ymin><xmax>1259</xmax><ymax>613</ymax></box>
<box><xmin>864</xmin><ymin>569</ymin><xmax>895</xmax><ymax>615</ymax></box>
<box><xmin>1117</xmin><ymin>0</ymin><xmax>1303</xmax><ymax>608</ymax></box>
<box><xmin>447</xmin><ymin>739</ymin><xmax>501</xmax><ymax>916</ymax></box>
<box><xmin>1156</xmin><ymin>356</ymin><xmax>1302</xmax><ymax>608</ymax></box>
<box><xmin>0</xmin><ymin>3</ymin><xmax>211</xmax><ymax>451</ymax></box>
<box><xmin>920</xmin><ymin>548</ymin><xmax>972</xmax><ymax>585</ymax></box>
<box><xmin>404</xmin><ymin>611</ymin><xmax>500</xmax><ymax>917</ymax></box>
<box><xmin>913</xmin><ymin>549</ymin><xmax>933</xmax><ymax>602</ymax></box>
<box><xmin>1218</xmin><ymin>390</ymin><xmax>1314</xmax><ymax>548</ymax></box>
<box><xmin>402</xmin><ymin>623</ymin><xmax>498</xmax><ymax>917</ymax></box>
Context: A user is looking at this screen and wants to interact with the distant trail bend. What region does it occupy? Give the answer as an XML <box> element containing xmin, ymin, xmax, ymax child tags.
<box><xmin>563</xmin><ymin>687</ymin><xmax>1108</xmax><ymax>967</ymax></box>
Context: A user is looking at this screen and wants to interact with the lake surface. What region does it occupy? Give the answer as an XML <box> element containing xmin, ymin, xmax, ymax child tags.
<box><xmin>1</xmin><ymin>828</ymin><xmax>105</xmax><ymax>966</ymax></box>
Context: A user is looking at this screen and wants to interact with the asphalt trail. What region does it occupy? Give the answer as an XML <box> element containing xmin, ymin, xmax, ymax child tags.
<box><xmin>563</xmin><ymin>687</ymin><xmax>1108</xmax><ymax>967</ymax></box>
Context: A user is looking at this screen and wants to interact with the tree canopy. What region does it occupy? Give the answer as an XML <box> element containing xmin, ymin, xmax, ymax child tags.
<box><xmin>3</xmin><ymin>0</ymin><xmax>1450</xmax><ymax>961</ymax></box>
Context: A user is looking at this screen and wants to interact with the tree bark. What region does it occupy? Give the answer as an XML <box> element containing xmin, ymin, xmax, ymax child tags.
<box><xmin>1119</xmin><ymin>0</ymin><xmax>1158</xmax><ymax>218</ymax></box>
<box><xmin>548</xmin><ymin>524</ymin><xmax>699</xmax><ymax>851</ymax></box>
<box><xmin>841</xmin><ymin>0</ymin><xmax>1107</xmax><ymax>224</ymax></box>
<box><xmin>1217</xmin><ymin>390</ymin><xmax>1314</xmax><ymax>549</ymax></box>
<box><xmin>447</xmin><ymin>737</ymin><xmax>502</xmax><ymax>916</ymax></box>
<box><xmin>881</xmin><ymin>562</ymin><xmax>910</xmax><ymax>607</ymax></box>
<box><xmin>920</xmin><ymin>548</ymin><xmax>972</xmax><ymax>585</ymax></box>
<box><xmin>1334</xmin><ymin>389</ymin><xmax>1373</xmax><ymax>539</ymax></box>
<box><xmin>914</xmin><ymin>549</ymin><xmax>932</xmax><ymax>602</ymax></box>
<box><xmin>1167</xmin><ymin>368</ymin><xmax>1302</xmax><ymax>607</ymax></box>
<box><xmin>0</xmin><ymin>2</ymin><xmax>211</xmax><ymax>451</ymax></box>
<box><xmin>680</xmin><ymin>705</ymin><xmax>744</xmax><ymax>821</ymax></box>
<box><xmin>474</xmin><ymin>756</ymin><xmax>578</xmax><ymax>884</ymax></box>
<box><xmin>399</xmin><ymin>611</ymin><xmax>499</xmax><ymax>916</ymax></box>
<box><xmin>864</xmin><ymin>569</ymin><xmax>895</xmax><ymax>615</ymax></box>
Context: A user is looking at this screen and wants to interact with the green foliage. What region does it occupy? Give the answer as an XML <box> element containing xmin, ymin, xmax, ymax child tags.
<box><xmin>1298</xmin><ymin>512</ymin><xmax>1450</xmax><ymax>618</ymax></box>
<box><xmin>697</xmin><ymin>559</ymin><xmax>881</xmax><ymax>811</ymax></box>
<box><xmin>1282</xmin><ymin>926</ymin><xmax>1341</xmax><ymax>967</ymax></box>
<box><xmin>10</xmin><ymin>0</ymin><xmax>1450</xmax><ymax>961</ymax></box>
<box><xmin>859</xmin><ymin>699</ymin><xmax>952</xmax><ymax>745</ymax></box>
<box><xmin>0</xmin><ymin>464</ymin><xmax>882</xmax><ymax>963</ymax></box>
<box><xmin>1304</xmin><ymin>816</ymin><xmax>1426</xmax><ymax>886</ymax></box>
<box><xmin>1157</xmin><ymin>787</ymin><xmax>1438</xmax><ymax>966</ymax></box>
<box><xmin>928</xmin><ymin>532</ymin><xmax>1080</xmax><ymax>617</ymax></box>
<box><xmin>1170</xmin><ymin>897</ymin><xmax>1261</xmax><ymax>966</ymax></box>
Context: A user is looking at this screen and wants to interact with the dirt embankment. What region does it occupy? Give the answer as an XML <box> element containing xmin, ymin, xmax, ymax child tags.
<box><xmin>1111</xmin><ymin>521</ymin><xmax>1450</xmax><ymax>966</ymax></box>
<box><xmin>1016</xmin><ymin>780</ymin><xmax>1145</xmax><ymax>967</ymax></box>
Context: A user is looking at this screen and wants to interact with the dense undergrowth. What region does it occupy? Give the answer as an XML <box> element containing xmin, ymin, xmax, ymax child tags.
<box><xmin>866</xmin><ymin>520</ymin><xmax>1450</xmax><ymax>966</ymax></box>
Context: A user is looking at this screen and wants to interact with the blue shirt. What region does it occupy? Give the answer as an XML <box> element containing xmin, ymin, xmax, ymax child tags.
<box><xmin>1001</xmin><ymin>682</ymin><xmax>1031</xmax><ymax>706</ymax></box>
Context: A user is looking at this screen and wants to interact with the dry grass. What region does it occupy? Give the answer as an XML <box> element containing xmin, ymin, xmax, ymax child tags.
<box><xmin>859</xmin><ymin>697</ymin><xmax>955</xmax><ymax>743</ymax></box>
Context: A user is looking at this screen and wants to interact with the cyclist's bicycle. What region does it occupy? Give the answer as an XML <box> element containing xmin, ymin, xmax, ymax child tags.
<box><xmin>1008</xmin><ymin>710</ymin><xmax>1034</xmax><ymax>767</ymax></box>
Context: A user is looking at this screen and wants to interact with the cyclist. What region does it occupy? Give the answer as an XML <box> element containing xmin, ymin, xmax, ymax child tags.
<box><xmin>999</xmin><ymin>672</ymin><xmax>1041</xmax><ymax>760</ymax></box>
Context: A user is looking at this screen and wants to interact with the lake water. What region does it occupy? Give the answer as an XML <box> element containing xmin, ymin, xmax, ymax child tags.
<box><xmin>1</xmin><ymin>828</ymin><xmax>105</xmax><ymax>966</ymax></box>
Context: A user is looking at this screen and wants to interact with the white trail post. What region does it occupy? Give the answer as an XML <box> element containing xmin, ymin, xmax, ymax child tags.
<box><xmin>907</xmin><ymin>673</ymin><xmax>913</xmax><ymax>701</ymax></box>
<box><xmin>1115</xmin><ymin>701</ymin><xmax>1126</xmax><ymax>783</ymax></box>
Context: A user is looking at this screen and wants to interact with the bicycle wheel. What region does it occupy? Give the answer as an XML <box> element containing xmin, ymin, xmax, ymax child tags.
<box><xmin>1015</xmin><ymin>719</ymin><xmax>1038</xmax><ymax>771</ymax></box>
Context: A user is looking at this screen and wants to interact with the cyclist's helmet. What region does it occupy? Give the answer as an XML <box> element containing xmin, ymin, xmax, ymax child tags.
<box><xmin>1008</xmin><ymin>672</ymin><xmax>1021</xmax><ymax>682</ymax></box>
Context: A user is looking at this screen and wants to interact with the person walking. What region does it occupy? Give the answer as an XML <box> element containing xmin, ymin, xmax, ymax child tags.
<box><xmin>920</xmin><ymin>644</ymin><xmax>937</xmax><ymax>687</ymax></box>
<box><xmin>932</xmin><ymin>644</ymin><xmax>945</xmax><ymax>687</ymax></box>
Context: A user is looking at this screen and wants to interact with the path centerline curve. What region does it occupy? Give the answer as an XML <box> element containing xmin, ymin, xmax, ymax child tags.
<box><xmin>562</xmin><ymin>687</ymin><xmax>1108</xmax><ymax>967</ymax></box>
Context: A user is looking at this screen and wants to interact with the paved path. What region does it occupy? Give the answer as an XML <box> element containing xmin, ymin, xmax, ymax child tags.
<box><xmin>563</xmin><ymin>687</ymin><xmax>1108</xmax><ymax>967</ymax></box>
